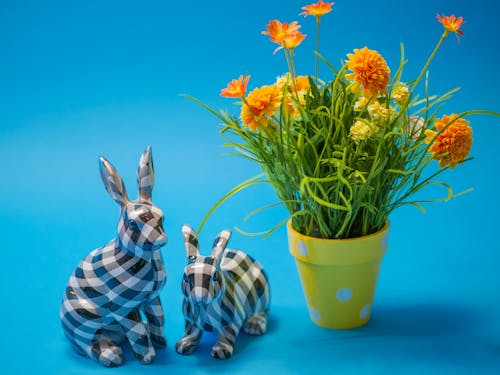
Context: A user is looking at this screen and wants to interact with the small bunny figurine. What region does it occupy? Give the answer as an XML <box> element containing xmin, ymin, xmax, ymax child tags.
<box><xmin>60</xmin><ymin>146</ymin><xmax>168</xmax><ymax>367</ymax></box>
<box><xmin>176</xmin><ymin>225</ymin><xmax>270</xmax><ymax>359</ymax></box>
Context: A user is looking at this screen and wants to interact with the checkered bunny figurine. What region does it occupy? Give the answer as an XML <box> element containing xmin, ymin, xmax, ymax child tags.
<box><xmin>176</xmin><ymin>224</ymin><xmax>270</xmax><ymax>359</ymax></box>
<box><xmin>60</xmin><ymin>146</ymin><xmax>168</xmax><ymax>367</ymax></box>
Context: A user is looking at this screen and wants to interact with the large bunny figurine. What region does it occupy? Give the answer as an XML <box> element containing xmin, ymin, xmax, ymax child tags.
<box><xmin>176</xmin><ymin>225</ymin><xmax>270</xmax><ymax>359</ymax></box>
<box><xmin>60</xmin><ymin>146</ymin><xmax>168</xmax><ymax>367</ymax></box>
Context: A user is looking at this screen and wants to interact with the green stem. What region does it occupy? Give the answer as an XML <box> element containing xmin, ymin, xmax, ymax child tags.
<box><xmin>289</xmin><ymin>49</ymin><xmax>297</xmax><ymax>79</ymax></box>
<box><xmin>283</xmin><ymin>48</ymin><xmax>298</xmax><ymax>89</ymax></box>
<box><xmin>196</xmin><ymin>173</ymin><xmax>266</xmax><ymax>234</ymax></box>
<box><xmin>283</xmin><ymin>43</ymin><xmax>293</xmax><ymax>75</ymax></box>
<box><xmin>410</xmin><ymin>31</ymin><xmax>449</xmax><ymax>96</ymax></box>
<box><xmin>315</xmin><ymin>17</ymin><xmax>321</xmax><ymax>83</ymax></box>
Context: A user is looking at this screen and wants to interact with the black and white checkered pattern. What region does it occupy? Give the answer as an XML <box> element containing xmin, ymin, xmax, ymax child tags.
<box><xmin>176</xmin><ymin>225</ymin><xmax>270</xmax><ymax>359</ymax></box>
<box><xmin>60</xmin><ymin>146</ymin><xmax>168</xmax><ymax>367</ymax></box>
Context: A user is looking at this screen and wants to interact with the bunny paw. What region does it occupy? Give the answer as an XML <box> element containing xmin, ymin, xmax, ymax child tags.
<box><xmin>138</xmin><ymin>350</ymin><xmax>156</xmax><ymax>365</ymax></box>
<box><xmin>92</xmin><ymin>340</ymin><xmax>124</xmax><ymax>367</ymax></box>
<box><xmin>136</xmin><ymin>347</ymin><xmax>156</xmax><ymax>365</ymax></box>
<box><xmin>211</xmin><ymin>342</ymin><xmax>233</xmax><ymax>360</ymax></box>
<box><xmin>175</xmin><ymin>338</ymin><xmax>199</xmax><ymax>355</ymax></box>
<box><xmin>244</xmin><ymin>313</ymin><xmax>267</xmax><ymax>336</ymax></box>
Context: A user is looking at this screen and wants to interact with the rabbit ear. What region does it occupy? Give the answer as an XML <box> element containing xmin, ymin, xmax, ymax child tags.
<box><xmin>137</xmin><ymin>145</ymin><xmax>155</xmax><ymax>203</ymax></box>
<box><xmin>182</xmin><ymin>224</ymin><xmax>200</xmax><ymax>259</ymax></box>
<box><xmin>211</xmin><ymin>229</ymin><xmax>231</xmax><ymax>267</ymax></box>
<box><xmin>99</xmin><ymin>156</ymin><xmax>129</xmax><ymax>206</ymax></box>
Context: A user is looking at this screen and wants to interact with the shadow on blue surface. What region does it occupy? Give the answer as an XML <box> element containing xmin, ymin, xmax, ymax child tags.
<box><xmin>369</xmin><ymin>302</ymin><xmax>476</xmax><ymax>337</ymax></box>
<box><xmin>62</xmin><ymin>315</ymin><xmax>281</xmax><ymax>369</ymax></box>
<box><xmin>345</xmin><ymin>301</ymin><xmax>500</xmax><ymax>372</ymax></box>
<box><xmin>56</xmin><ymin>301</ymin><xmax>500</xmax><ymax>374</ymax></box>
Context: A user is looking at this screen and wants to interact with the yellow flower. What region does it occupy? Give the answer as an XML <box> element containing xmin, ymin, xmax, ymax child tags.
<box><xmin>367</xmin><ymin>101</ymin><xmax>396</xmax><ymax>121</ymax></box>
<box><xmin>392</xmin><ymin>83</ymin><xmax>409</xmax><ymax>105</ymax></box>
<box><xmin>353</xmin><ymin>96</ymin><xmax>369</xmax><ymax>112</ymax></box>
<box><xmin>424</xmin><ymin>114</ymin><xmax>473</xmax><ymax>169</ymax></box>
<box><xmin>275</xmin><ymin>74</ymin><xmax>310</xmax><ymax>93</ymax></box>
<box><xmin>275</xmin><ymin>74</ymin><xmax>311</xmax><ymax>114</ymax></box>
<box><xmin>300</xmin><ymin>0</ymin><xmax>334</xmax><ymax>18</ymax></box>
<box><xmin>220</xmin><ymin>75</ymin><xmax>250</xmax><ymax>98</ymax></box>
<box><xmin>350</xmin><ymin>120</ymin><xmax>376</xmax><ymax>142</ymax></box>
<box><xmin>241</xmin><ymin>85</ymin><xmax>283</xmax><ymax>131</ymax></box>
<box><xmin>275</xmin><ymin>73</ymin><xmax>292</xmax><ymax>89</ymax></box>
<box><xmin>346</xmin><ymin>47</ymin><xmax>390</xmax><ymax>98</ymax></box>
<box><xmin>437</xmin><ymin>14</ymin><xmax>464</xmax><ymax>39</ymax></box>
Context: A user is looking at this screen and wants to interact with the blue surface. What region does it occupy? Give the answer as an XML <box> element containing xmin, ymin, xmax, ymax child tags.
<box><xmin>1</xmin><ymin>0</ymin><xmax>499</xmax><ymax>374</ymax></box>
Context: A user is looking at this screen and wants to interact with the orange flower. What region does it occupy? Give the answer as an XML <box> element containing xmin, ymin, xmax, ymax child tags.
<box><xmin>283</xmin><ymin>31</ymin><xmax>306</xmax><ymax>50</ymax></box>
<box><xmin>220</xmin><ymin>75</ymin><xmax>250</xmax><ymax>98</ymax></box>
<box><xmin>294</xmin><ymin>76</ymin><xmax>311</xmax><ymax>92</ymax></box>
<box><xmin>241</xmin><ymin>85</ymin><xmax>283</xmax><ymax>131</ymax></box>
<box><xmin>424</xmin><ymin>114</ymin><xmax>473</xmax><ymax>169</ymax></box>
<box><xmin>289</xmin><ymin>76</ymin><xmax>311</xmax><ymax>117</ymax></box>
<box><xmin>262</xmin><ymin>20</ymin><xmax>300</xmax><ymax>44</ymax></box>
<box><xmin>345</xmin><ymin>47</ymin><xmax>390</xmax><ymax>98</ymax></box>
<box><xmin>300</xmin><ymin>0</ymin><xmax>334</xmax><ymax>18</ymax></box>
<box><xmin>262</xmin><ymin>20</ymin><xmax>306</xmax><ymax>53</ymax></box>
<box><xmin>437</xmin><ymin>14</ymin><xmax>464</xmax><ymax>38</ymax></box>
<box><xmin>277</xmin><ymin>74</ymin><xmax>310</xmax><ymax>91</ymax></box>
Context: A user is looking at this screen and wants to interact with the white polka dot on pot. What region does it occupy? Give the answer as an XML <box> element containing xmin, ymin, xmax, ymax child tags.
<box><xmin>336</xmin><ymin>288</ymin><xmax>352</xmax><ymax>302</ymax></box>
<box><xmin>296</xmin><ymin>240</ymin><xmax>308</xmax><ymax>256</ymax></box>
<box><xmin>309</xmin><ymin>307</ymin><xmax>320</xmax><ymax>322</ymax></box>
<box><xmin>360</xmin><ymin>304</ymin><xmax>372</xmax><ymax>319</ymax></box>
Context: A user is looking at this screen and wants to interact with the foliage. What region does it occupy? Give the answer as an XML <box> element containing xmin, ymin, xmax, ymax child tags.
<box><xmin>190</xmin><ymin>3</ymin><xmax>497</xmax><ymax>239</ymax></box>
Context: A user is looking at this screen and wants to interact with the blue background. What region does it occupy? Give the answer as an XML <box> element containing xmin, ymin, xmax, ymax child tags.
<box><xmin>1</xmin><ymin>0</ymin><xmax>499</xmax><ymax>374</ymax></box>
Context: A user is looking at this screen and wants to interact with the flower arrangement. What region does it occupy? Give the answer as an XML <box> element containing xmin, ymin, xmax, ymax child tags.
<box><xmin>191</xmin><ymin>2</ymin><xmax>498</xmax><ymax>239</ymax></box>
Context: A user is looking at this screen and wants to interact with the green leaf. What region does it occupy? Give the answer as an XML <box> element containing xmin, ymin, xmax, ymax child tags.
<box><xmin>196</xmin><ymin>173</ymin><xmax>267</xmax><ymax>234</ymax></box>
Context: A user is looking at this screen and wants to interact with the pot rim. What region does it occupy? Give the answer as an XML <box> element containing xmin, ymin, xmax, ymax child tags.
<box><xmin>287</xmin><ymin>220</ymin><xmax>390</xmax><ymax>266</ymax></box>
<box><xmin>287</xmin><ymin>220</ymin><xmax>390</xmax><ymax>242</ymax></box>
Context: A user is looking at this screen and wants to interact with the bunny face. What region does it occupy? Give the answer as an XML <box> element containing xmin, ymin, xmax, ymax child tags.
<box><xmin>118</xmin><ymin>203</ymin><xmax>167</xmax><ymax>253</ymax></box>
<box><xmin>182</xmin><ymin>257</ymin><xmax>225</xmax><ymax>305</ymax></box>
<box><xmin>99</xmin><ymin>146</ymin><xmax>167</xmax><ymax>258</ymax></box>
<box><xmin>181</xmin><ymin>225</ymin><xmax>231</xmax><ymax>305</ymax></box>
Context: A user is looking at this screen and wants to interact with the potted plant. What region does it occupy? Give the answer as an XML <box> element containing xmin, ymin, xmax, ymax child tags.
<box><xmin>187</xmin><ymin>2</ymin><xmax>498</xmax><ymax>329</ymax></box>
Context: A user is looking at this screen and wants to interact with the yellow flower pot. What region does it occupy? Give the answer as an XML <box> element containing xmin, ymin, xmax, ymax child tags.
<box><xmin>287</xmin><ymin>220</ymin><xmax>389</xmax><ymax>329</ymax></box>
